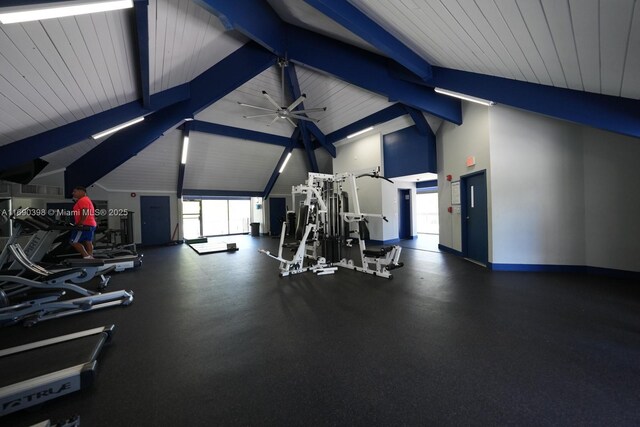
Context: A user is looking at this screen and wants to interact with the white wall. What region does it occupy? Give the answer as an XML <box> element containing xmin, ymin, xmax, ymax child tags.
<box><xmin>489</xmin><ymin>106</ymin><xmax>586</xmax><ymax>265</ymax></box>
<box><xmin>583</xmin><ymin>129</ymin><xmax>640</xmax><ymax>272</ymax></box>
<box><xmin>86</xmin><ymin>184</ymin><xmax>179</xmax><ymax>244</ymax></box>
<box><xmin>334</xmin><ymin>133</ymin><xmax>385</xmax><ymax>240</ymax></box>
<box><xmin>437</xmin><ymin>102</ymin><xmax>491</xmax><ymax>253</ymax></box>
<box><xmin>380</xmin><ymin>180</ymin><xmax>418</xmax><ymax>241</ymax></box>
<box><xmin>438</xmin><ymin>101</ymin><xmax>640</xmax><ymax>273</ymax></box>
<box><xmin>332</xmin><ymin>120</ymin><xmax>426</xmax><ymax>243</ymax></box>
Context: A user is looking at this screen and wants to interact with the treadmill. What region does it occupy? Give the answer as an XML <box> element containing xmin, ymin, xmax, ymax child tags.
<box><xmin>0</xmin><ymin>325</ymin><xmax>114</xmax><ymax>416</ymax></box>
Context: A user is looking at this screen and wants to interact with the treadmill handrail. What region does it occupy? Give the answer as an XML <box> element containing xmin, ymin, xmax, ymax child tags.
<box><xmin>0</xmin><ymin>325</ymin><xmax>113</xmax><ymax>357</ymax></box>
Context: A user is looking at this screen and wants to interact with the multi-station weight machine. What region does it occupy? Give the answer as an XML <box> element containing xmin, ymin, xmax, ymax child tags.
<box><xmin>260</xmin><ymin>169</ymin><xmax>404</xmax><ymax>279</ymax></box>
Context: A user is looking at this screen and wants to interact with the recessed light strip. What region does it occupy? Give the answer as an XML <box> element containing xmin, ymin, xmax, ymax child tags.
<box><xmin>0</xmin><ymin>0</ymin><xmax>133</xmax><ymax>25</ymax></box>
<box><xmin>434</xmin><ymin>87</ymin><xmax>495</xmax><ymax>106</ymax></box>
<box><xmin>181</xmin><ymin>136</ymin><xmax>189</xmax><ymax>164</ymax></box>
<box><xmin>346</xmin><ymin>126</ymin><xmax>374</xmax><ymax>139</ymax></box>
<box><xmin>91</xmin><ymin>116</ymin><xmax>144</xmax><ymax>139</ymax></box>
<box><xmin>279</xmin><ymin>152</ymin><xmax>292</xmax><ymax>173</ymax></box>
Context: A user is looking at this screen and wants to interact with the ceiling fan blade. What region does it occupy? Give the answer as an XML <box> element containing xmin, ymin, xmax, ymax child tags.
<box><xmin>289</xmin><ymin>114</ymin><xmax>320</xmax><ymax>123</ymax></box>
<box><xmin>285</xmin><ymin>118</ymin><xmax>297</xmax><ymax>128</ymax></box>
<box><xmin>262</xmin><ymin>91</ymin><xmax>282</xmax><ymax>109</ymax></box>
<box><xmin>287</xmin><ymin>94</ymin><xmax>307</xmax><ymax>111</ymax></box>
<box><xmin>267</xmin><ymin>116</ymin><xmax>280</xmax><ymax>126</ymax></box>
<box><xmin>292</xmin><ymin>107</ymin><xmax>327</xmax><ymax>114</ymax></box>
<box><xmin>243</xmin><ymin>113</ymin><xmax>279</xmax><ymax>119</ymax></box>
<box><xmin>237</xmin><ymin>102</ymin><xmax>277</xmax><ymax>112</ymax></box>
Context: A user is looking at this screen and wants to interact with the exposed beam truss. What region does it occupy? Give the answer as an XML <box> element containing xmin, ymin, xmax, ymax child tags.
<box><xmin>64</xmin><ymin>42</ymin><xmax>276</xmax><ymax>194</ymax></box>
<box><xmin>304</xmin><ymin>0</ymin><xmax>432</xmax><ymax>80</ymax></box>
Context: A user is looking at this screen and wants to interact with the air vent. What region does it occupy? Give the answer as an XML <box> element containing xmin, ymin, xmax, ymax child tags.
<box><xmin>46</xmin><ymin>186</ymin><xmax>62</xmax><ymax>196</ymax></box>
<box><xmin>16</xmin><ymin>183</ymin><xmax>64</xmax><ymax>197</ymax></box>
<box><xmin>21</xmin><ymin>184</ymin><xmax>38</xmax><ymax>194</ymax></box>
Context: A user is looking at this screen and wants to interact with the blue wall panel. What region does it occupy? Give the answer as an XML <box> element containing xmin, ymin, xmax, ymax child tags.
<box><xmin>383</xmin><ymin>125</ymin><xmax>436</xmax><ymax>178</ymax></box>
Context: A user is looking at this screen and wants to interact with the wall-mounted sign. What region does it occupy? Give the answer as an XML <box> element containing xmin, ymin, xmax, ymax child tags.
<box><xmin>451</xmin><ymin>181</ymin><xmax>460</xmax><ymax>205</ymax></box>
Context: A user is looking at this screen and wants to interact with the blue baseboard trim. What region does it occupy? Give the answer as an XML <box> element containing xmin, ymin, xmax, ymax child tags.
<box><xmin>368</xmin><ymin>238</ymin><xmax>401</xmax><ymax>245</ymax></box>
<box><xmin>438</xmin><ymin>244</ymin><xmax>463</xmax><ymax>256</ymax></box>
<box><xmin>489</xmin><ymin>263</ymin><xmax>640</xmax><ymax>279</ymax></box>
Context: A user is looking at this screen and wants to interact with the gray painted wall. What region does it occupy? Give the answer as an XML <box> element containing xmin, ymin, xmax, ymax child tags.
<box><xmin>489</xmin><ymin>106</ymin><xmax>585</xmax><ymax>266</ymax></box>
<box><xmin>437</xmin><ymin>102</ymin><xmax>491</xmax><ymax>254</ymax></box>
<box><xmin>438</xmin><ymin>100</ymin><xmax>640</xmax><ymax>272</ymax></box>
<box><xmin>583</xmin><ymin>128</ymin><xmax>640</xmax><ymax>272</ymax></box>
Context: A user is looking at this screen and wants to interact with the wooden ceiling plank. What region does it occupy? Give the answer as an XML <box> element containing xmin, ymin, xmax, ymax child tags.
<box><xmin>75</xmin><ymin>14</ymin><xmax>120</xmax><ymax>108</ymax></box>
<box><xmin>620</xmin><ymin>2</ymin><xmax>640</xmax><ymax>99</ymax></box>
<box><xmin>41</xmin><ymin>19</ymin><xmax>100</xmax><ymax>116</ymax></box>
<box><xmin>1</xmin><ymin>24</ymin><xmax>76</xmax><ymax>124</ymax></box>
<box><xmin>516</xmin><ymin>0</ymin><xmax>568</xmax><ymax>88</ymax></box>
<box><xmin>541</xmin><ymin>0</ymin><xmax>583</xmax><ymax>91</ymax></box>
<box><xmin>460</xmin><ymin>2</ymin><xmax>524</xmax><ymax>79</ymax></box>
<box><xmin>600</xmin><ymin>0</ymin><xmax>635</xmax><ymax>96</ymax></box>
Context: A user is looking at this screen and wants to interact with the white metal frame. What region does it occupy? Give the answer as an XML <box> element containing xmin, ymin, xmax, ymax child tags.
<box><xmin>260</xmin><ymin>170</ymin><xmax>403</xmax><ymax>279</ymax></box>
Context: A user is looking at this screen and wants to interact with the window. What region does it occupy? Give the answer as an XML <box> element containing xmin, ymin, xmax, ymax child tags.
<box><xmin>202</xmin><ymin>200</ymin><xmax>229</xmax><ymax>236</ymax></box>
<box><xmin>182</xmin><ymin>198</ymin><xmax>253</xmax><ymax>239</ymax></box>
<box><xmin>228</xmin><ymin>200</ymin><xmax>250</xmax><ymax>234</ymax></box>
<box><xmin>182</xmin><ymin>200</ymin><xmax>201</xmax><ymax>240</ymax></box>
<box><xmin>416</xmin><ymin>192</ymin><xmax>439</xmax><ymax>234</ymax></box>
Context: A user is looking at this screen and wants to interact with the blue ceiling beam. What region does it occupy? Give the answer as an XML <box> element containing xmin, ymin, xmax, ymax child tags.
<box><xmin>299</xmin><ymin>122</ymin><xmax>318</xmax><ymax>173</ymax></box>
<box><xmin>186</xmin><ymin>2</ymin><xmax>457</xmax><ymax>124</ymax></box>
<box><xmin>263</xmin><ymin>129</ymin><xmax>299</xmax><ymax>199</ymax></box>
<box><xmin>403</xmin><ymin>105</ymin><xmax>433</xmax><ymax>137</ymax></box>
<box><xmin>188</xmin><ymin>120</ymin><xmax>291</xmax><ymax>147</ymax></box>
<box><xmin>306</xmin><ymin>122</ymin><xmax>334</xmax><ymax>157</ymax></box>
<box><xmin>326</xmin><ymin>103</ymin><xmax>407</xmax><ymax>144</ymax></box>
<box><xmin>0</xmin><ymin>84</ymin><xmax>189</xmax><ymax>172</ymax></box>
<box><xmin>176</xmin><ymin>122</ymin><xmax>190</xmax><ymax>198</ymax></box>
<box><xmin>303</xmin><ymin>0</ymin><xmax>432</xmax><ymax>81</ymax></box>
<box><xmin>285</xmin><ymin>26</ymin><xmax>460</xmax><ymax>124</ymax></box>
<box><xmin>192</xmin><ymin>0</ymin><xmax>285</xmax><ymax>56</ymax></box>
<box><xmin>187</xmin><ymin>43</ymin><xmax>277</xmax><ymax>116</ymax></box>
<box><xmin>429</xmin><ymin>66</ymin><xmax>640</xmax><ymax>139</ymax></box>
<box><xmin>283</xmin><ymin>63</ymin><xmax>319</xmax><ymax>171</ymax></box>
<box><xmin>176</xmin><ymin>163</ymin><xmax>186</xmax><ymax>199</ymax></box>
<box><xmin>64</xmin><ymin>101</ymin><xmax>191</xmax><ymax>196</ymax></box>
<box><xmin>64</xmin><ymin>42</ymin><xmax>276</xmax><ymax>194</ymax></box>
<box><xmin>133</xmin><ymin>0</ymin><xmax>151</xmax><ymax>108</ymax></box>
<box><xmin>182</xmin><ymin>189</ymin><xmax>263</xmax><ymax>198</ymax></box>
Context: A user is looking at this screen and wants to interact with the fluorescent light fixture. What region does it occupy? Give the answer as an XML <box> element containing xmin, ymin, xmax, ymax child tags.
<box><xmin>346</xmin><ymin>126</ymin><xmax>374</xmax><ymax>139</ymax></box>
<box><xmin>279</xmin><ymin>152</ymin><xmax>292</xmax><ymax>173</ymax></box>
<box><xmin>181</xmin><ymin>136</ymin><xmax>189</xmax><ymax>164</ymax></box>
<box><xmin>434</xmin><ymin>88</ymin><xmax>495</xmax><ymax>106</ymax></box>
<box><xmin>91</xmin><ymin>116</ymin><xmax>144</xmax><ymax>139</ymax></box>
<box><xmin>0</xmin><ymin>0</ymin><xmax>133</xmax><ymax>24</ymax></box>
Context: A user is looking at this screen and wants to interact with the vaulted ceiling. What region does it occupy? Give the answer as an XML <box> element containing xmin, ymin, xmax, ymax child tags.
<box><xmin>0</xmin><ymin>0</ymin><xmax>638</xmax><ymax>197</ymax></box>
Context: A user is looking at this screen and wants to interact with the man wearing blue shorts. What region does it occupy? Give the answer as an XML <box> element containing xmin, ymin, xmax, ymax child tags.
<box><xmin>70</xmin><ymin>186</ymin><xmax>97</xmax><ymax>259</ymax></box>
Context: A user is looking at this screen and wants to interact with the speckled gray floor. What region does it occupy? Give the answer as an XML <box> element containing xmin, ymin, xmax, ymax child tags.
<box><xmin>2</xmin><ymin>235</ymin><xmax>639</xmax><ymax>426</ymax></box>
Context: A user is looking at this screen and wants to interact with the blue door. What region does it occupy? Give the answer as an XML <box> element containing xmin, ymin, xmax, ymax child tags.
<box><xmin>140</xmin><ymin>196</ymin><xmax>170</xmax><ymax>245</ymax></box>
<box><xmin>462</xmin><ymin>172</ymin><xmax>488</xmax><ymax>265</ymax></box>
<box><xmin>398</xmin><ymin>189</ymin><xmax>412</xmax><ymax>239</ymax></box>
<box><xmin>269</xmin><ymin>197</ymin><xmax>286</xmax><ymax>236</ymax></box>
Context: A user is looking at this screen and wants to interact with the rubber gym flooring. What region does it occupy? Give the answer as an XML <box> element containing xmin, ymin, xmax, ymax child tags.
<box><xmin>2</xmin><ymin>235</ymin><xmax>640</xmax><ymax>426</ymax></box>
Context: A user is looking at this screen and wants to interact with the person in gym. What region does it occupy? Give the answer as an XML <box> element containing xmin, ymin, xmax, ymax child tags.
<box><xmin>70</xmin><ymin>186</ymin><xmax>97</xmax><ymax>259</ymax></box>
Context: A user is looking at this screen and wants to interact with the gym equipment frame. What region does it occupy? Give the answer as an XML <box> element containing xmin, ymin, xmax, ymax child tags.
<box><xmin>0</xmin><ymin>244</ymin><xmax>133</xmax><ymax>327</ymax></box>
<box><xmin>260</xmin><ymin>169</ymin><xmax>404</xmax><ymax>279</ymax></box>
<box><xmin>0</xmin><ymin>325</ymin><xmax>114</xmax><ymax>417</ymax></box>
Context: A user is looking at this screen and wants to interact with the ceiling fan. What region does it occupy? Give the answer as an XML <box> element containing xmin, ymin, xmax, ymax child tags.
<box><xmin>238</xmin><ymin>58</ymin><xmax>326</xmax><ymax>128</ymax></box>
